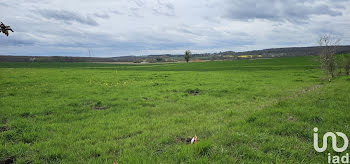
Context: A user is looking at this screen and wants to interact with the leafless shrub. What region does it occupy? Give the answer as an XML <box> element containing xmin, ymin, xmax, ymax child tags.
<box><xmin>318</xmin><ymin>34</ymin><xmax>341</xmax><ymax>80</ymax></box>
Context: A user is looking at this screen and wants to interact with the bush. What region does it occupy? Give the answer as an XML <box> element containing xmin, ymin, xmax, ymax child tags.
<box><xmin>345</xmin><ymin>57</ymin><xmax>350</xmax><ymax>75</ymax></box>
<box><xmin>133</xmin><ymin>59</ymin><xmax>142</xmax><ymax>63</ymax></box>
<box><xmin>155</xmin><ymin>57</ymin><xmax>165</xmax><ymax>62</ymax></box>
<box><xmin>184</xmin><ymin>50</ymin><xmax>191</xmax><ymax>63</ymax></box>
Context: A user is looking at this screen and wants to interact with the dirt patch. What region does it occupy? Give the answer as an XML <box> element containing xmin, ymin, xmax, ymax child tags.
<box><xmin>186</xmin><ymin>89</ymin><xmax>200</xmax><ymax>96</ymax></box>
<box><xmin>92</xmin><ymin>101</ymin><xmax>109</xmax><ymax>110</ymax></box>
<box><xmin>175</xmin><ymin>137</ymin><xmax>192</xmax><ymax>144</ymax></box>
<box><xmin>0</xmin><ymin>125</ymin><xmax>9</xmax><ymax>132</ymax></box>
<box><xmin>0</xmin><ymin>156</ymin><xmax>15</xmax><ymax>164</ymax></box>
<box><xmin>287</xmin><ymin>116</ymin><xmax>296</xmax><ymax>122</ymax></box>
<box><xmin>92</xmin><ymin>106</ymin><xmax>109</xmax><ymax>110</ymax></box>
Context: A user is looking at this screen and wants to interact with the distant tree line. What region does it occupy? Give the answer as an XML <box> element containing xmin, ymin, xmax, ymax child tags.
<box><xmin>0</xmin><ymin>56</ymin><xmax>115</xmax><ymax>62</ymax></box>
<box><xmin>2</xmin><ymin>45</ymin><xmax>350</xmax><ymax>63</ymax></box>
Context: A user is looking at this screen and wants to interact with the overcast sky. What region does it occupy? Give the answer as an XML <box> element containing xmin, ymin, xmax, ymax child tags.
<box><xmin>1</xmin><ymin>0</ymin><xmax>350</xmax><ymax>57</ymax></box>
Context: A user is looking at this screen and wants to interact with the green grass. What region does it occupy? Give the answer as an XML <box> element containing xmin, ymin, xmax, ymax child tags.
<box><xmin>1</xmin><ymin>56</ymin><xmax>349</xmax><ymax>163</ymax></box>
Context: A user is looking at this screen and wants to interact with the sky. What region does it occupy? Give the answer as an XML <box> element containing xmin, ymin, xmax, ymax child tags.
<box><xmin>0</xmin><ymin>0</ymin><xmax>350</xmax><ymax>57</ymax></box>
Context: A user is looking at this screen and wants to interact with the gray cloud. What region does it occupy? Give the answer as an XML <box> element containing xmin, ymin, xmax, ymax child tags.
<box><xmin>127</xmin><ymin>7</ymin><xmax>144</xmax><ymax>17</ymax></box>
<box><xmin>0</xmin><ymin>2</ymin><xmax>9</xmax><ymax>6</ymax></box>
<box><xmin>36</xmin><ymin>9</ymin><xmax>99</xmax><ymax>26</ymax></box>
<box><xmin>111</xmin><ymin>10</ymin><xmax>123</xmax><ymax>15</ymax></box>
<box><xmin>1</xmin><ymin>0</ymin><xmax>349</xmax><ymax>56</ymax></box>
<box><xmin>94</xmin><ymin>13</ymin><xmax>110</xmax><ymax>19</ymax></box>
<box><xmin>153</xmin><ymin>0</ymin><xmax>175</xmax><ymax>16</ymax></box>
<box><xmin>131</xmin><ymin>0</ymin><xmax>145</xmax><ymax>7</ymax></box>
<box><xmin>224</xmin><ymin>0</ymin><xmax>344</xmax><ymax>23</ymax></box>
<box><xmin>0</xmin><ymin>35</ymin><xmax>36</xmax><ymax>46</ymax></box>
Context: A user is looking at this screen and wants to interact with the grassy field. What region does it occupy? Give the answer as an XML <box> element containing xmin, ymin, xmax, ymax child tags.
<box><xmin>1</xmin><ymin>56</ymin><xmax>350</xmax><ymax>163</ymax></box>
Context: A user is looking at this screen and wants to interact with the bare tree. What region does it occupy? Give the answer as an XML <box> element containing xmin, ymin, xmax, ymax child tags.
<box><xmin>318</xmin><ymin>34</ymin><xmax>340</xmax><ymax>80</ymax></box>
<box><xmin>184</xmin><ymin>50</ymin><xmax>192</xmax><ymax>63</ymax></box>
